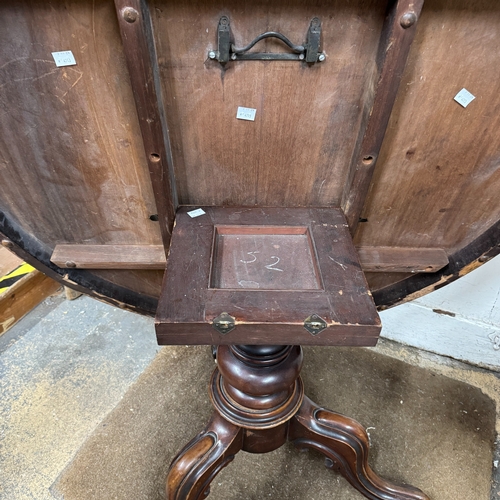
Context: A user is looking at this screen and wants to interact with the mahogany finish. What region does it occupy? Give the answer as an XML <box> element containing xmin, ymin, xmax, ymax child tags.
<box><xmin>166</xmin><ymin>345</ymin><xmax>430</xmax><ymax>500</ymax></box>
<box><xmin>1</xmin><ymin>1</ymin><xmax>499</xmax><ymax>311</ymax></box>
<box><xmin>155</xmin><ymin>207</ymin><xmax>381</xmax><ymax>346</ymax></box>
<box><xmin>1</xmin><ymin>1</ymin><xmax>497</xmax><ymax>499</ymax></box>
<box><xmin>289</xmin><ymin>397</ymin><xmax>430</xmax><ymax>500</ymax></box>
<box><xmin>158</xmin><ymin>204</ymin><xmax>428</xmax><ymax>497</ymax></box>
<box><xmin>151</xmin><ymin>0</ymin><xmax>384</xmax><ymax>209</ymax></box>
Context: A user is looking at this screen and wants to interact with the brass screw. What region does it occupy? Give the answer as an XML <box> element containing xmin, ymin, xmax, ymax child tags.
<box><xmin>122</xmin><ymin>7</ymin><xmax>139</xmax><ymax>23</ymax></box>
<box><xmin>400</xmin><ymin>12</ymin><xmax>417</xmax><ymax>29</ymax></box>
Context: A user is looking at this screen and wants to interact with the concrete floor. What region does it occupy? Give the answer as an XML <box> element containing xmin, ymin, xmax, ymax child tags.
<box><xmin>1</xmin><ymin>293</ymin><xmax>500</xmax><ymax>499</ymax></box>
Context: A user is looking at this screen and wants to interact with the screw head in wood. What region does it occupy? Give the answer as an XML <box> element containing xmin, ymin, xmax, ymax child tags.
<box><xmin>318</xmin><ymin>53</ymin><xmax>326</xmax><ymax>62</ymax></box>
<box><xmin>208</xmin><ymin>51</ymin><xmax>216</xmax><ymax>59</ymax></box>
<box><xmin>65</xmin><ymin>261</ymin><xmax>77</xmax><ymax>268</ymax></box>
<box><xmin>1</xmin><ymin>239</ymin><xmax>13</xmax><ymax>249</ymax></box>
<box><xmin>400</xmin><ymin>12</ymin><xmax>417</xmax><ymax>29</ymax></box>
<box><xmin>122</xmin><ymin>7</ymin><xmax>139</xmax><ymax>23</ymax></box>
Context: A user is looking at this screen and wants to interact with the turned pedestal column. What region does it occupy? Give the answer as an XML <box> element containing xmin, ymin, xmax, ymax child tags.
<box><xmin>166</xmin><ymin>345</ymin><xmax>430</xmax><ymax>500</ymax></box>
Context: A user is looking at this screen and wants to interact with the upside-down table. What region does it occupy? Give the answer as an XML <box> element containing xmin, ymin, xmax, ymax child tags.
<box><xmin>1</xmin><ymin>1</ymin><xmax>500</xmax><ymax>498</ymax></box>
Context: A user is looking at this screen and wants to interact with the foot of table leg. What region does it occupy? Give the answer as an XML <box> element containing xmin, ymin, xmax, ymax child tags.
<box><xmin>167</xmin><ymin>412</ymin><xmax>244</xmax><ymax>500</ymax></box>
<box><xmin>288</xmin><ymin>397</ymin><xmax>430</xmax><ymax>500</ymax></box>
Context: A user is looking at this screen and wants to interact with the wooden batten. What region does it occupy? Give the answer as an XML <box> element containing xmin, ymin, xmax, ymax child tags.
<box><xmin>342</xmin><ymin>0</ymin><xmax>425</xmax><ymax>233</ymax></box>
<box><xmin>114</xmin><ymin>0</ymin><xmax>178</xmax><ymax>248</ymax></box>
<box><xmin>51</xmin><ymin>243</ymin><xmax>448</xmax><ymax>274</ymax></box>
<box><xmin>51</xmin><ymin>244</ymin><xmax>167</xmax><ymax>270</ymax></box>
<box><xmin>356</xmin><ymin>247</ymin><xmax>448</xmax><ymax>273</ymax></box>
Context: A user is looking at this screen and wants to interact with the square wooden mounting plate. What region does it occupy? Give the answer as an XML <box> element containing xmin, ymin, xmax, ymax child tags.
<box><xmin>155</xmin><ymin>207</ymin><xmax>381</xmax><ymax>346</ymax></box>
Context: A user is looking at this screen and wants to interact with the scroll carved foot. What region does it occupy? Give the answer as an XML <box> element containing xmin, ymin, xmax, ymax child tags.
<box><xmin>167</xmin><ymin>412</ymin><xmax>244</xmax><ymax>500</ymax></box>
<box><xmin>288</xmin><ymin>396</ymin><xmax>430</xmax><ymax>500</ymax></box>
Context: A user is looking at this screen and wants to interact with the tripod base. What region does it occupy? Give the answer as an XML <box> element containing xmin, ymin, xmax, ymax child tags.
<box><xmin>166</xmin><ymin>346</ymin><xmax>430</xmax><ymax>500</ymax></box>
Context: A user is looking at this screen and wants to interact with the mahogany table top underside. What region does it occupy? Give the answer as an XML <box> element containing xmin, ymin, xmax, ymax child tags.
<box><xmin>1</xmin><ymin>0</ymin><xmax>499</xmax><ymax>321</ymax></box>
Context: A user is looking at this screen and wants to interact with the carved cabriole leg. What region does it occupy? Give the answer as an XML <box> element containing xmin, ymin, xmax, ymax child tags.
<box><xmin>288</xmin><ymin>396</ymin><xmax>431</xmax><ymax>500</ymax></box>
<box><xmin>166</xmin><ymin>412</ymin><xmax>243</xmax><ymax>500</ymax></box>
<box><xmin>167</xmin><ymin>345</ymin><xmax>430</xmax><ymax>500</ymax></box>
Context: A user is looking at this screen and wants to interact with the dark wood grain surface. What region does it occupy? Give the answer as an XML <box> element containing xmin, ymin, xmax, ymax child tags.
<box><xmin>114</xmin><ymin>0</ymin><xmax>177</xmax><ymax>248</ymax></box>
<box><xmin>150</xmin><ymin>0</ymin><xmax>385</xmax><ymax>207</ymax></box>
<box><xmin>155</xmin><ymin>207</ymin><xmax>380</xmax><ymax>345</ymax></box>
<box><xmin>355</xmin><ymin>0</ymin><xmax>500</xmax><ymax>253</ymax></box>
<box><xmin>1</xmin><ymin>0</ymin><xmax>499</xmax><ymax>317</ymax></box>
<box><xmin>342</xmin><ymin>0</ymin><xmax>425</xmax><ymax>231</ymax></box>
<box><xmin>0</xmin><ymin>0</ymin><xmax>161</xmax><ymax>247</ymax></box>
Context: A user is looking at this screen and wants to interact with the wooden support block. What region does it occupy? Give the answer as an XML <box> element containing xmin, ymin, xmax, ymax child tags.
<box><xmin>356</xmin><ymin>247</ymin><xmax>449</xmax><ymax>273</ymax></box>
<box><xmin>0</xmin><ymin>270</ymin><xmax>61</xmax><ymax>336</ymax></box>
<box><xmin>51</xmin><ymin>244</ymin><xmax>448</xmax><ymax>274</ymax></box>
<box><xmin>51</xmin><ymin>245</ymin><xmax>167</xmax><ymax>270</ymax></box>
<box><xmin>155</xmin><ymin>207</ymin><xmax>381</xmax><ymax>346</ymax></box>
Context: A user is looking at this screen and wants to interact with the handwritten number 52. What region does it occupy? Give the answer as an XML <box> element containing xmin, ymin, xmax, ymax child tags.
<box><xmin>240</xmin><ymin>252</ymin><xmax>283</xmax><ymax>272</ymax></box>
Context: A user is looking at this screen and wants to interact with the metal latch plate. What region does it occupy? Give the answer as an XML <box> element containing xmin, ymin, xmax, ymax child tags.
<box><xmin>212</xmin><ymin>312</ymin><xmax>236</xmax><ymax>335</ymax></box>
<box><xmin>304</xmin><ymin>314</ymin><xmax>328</xmax><ymax>335</ymax></box>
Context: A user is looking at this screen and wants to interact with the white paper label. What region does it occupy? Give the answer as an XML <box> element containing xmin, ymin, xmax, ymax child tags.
<box><xmin>236</xmin><ymin>106</ymin><xmax>257</xmax><ymax>121</ymax></box>
<box><xmin>52</xmin><ymin>50</ymin><xmax>77</xmax><ymax>67</ymax></box>
<box><xmin>187</xmin><ymin>208</ymin><xmax>206</xmax><ymax>218</ymax></box>
<box><xmin>454</xmin><ymin>88</ymin><xmax>475</xmax><ymax>108</ymax></box>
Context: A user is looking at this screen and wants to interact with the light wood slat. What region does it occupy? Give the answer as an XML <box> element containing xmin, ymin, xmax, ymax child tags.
<box><xmin>0</xmin><ymin>270</ymin><xmax>61</xmax><ymax>336</ymax></box>
<box><xmin>51</xmin><ymin>244</ymin><xmax>448</xmax><ymax>273</ymax></box>
<box><xmin>0</xmin><ymin>246</ymin><xmax>23</xmax><ymax>277</ymax></box>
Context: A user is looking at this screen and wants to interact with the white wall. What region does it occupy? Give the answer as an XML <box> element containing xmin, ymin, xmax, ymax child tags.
<box><xmin>380</xmin><ymin>255</ymin><xmax>500</xmax><ymax>371</ymax></box>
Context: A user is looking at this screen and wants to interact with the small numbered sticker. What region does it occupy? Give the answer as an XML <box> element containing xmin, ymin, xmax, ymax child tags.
<box><xmin>52</xmin><ymin>50</ymin><xmax>77</xmax><ymax>67</ymax></box>
<box><xmin>187</xmin><ymin>208</ymin><xmax>206</xmax><ymax>218</ymax></box>
<box><xmin>236</xmin><ymin>106</ymin><xmax>257</xmax><ymax>121</ymax></box>
<box><xmin>454</xmin><ymin>88</ymin><xmax>475</xmax><ymax>108</ymax></box>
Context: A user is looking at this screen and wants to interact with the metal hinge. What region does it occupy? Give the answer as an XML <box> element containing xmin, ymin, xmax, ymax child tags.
<box><xmin>303</xmin><ymin>314</ymin><xmax>328</xmax><ymax>335</ymax></box>
<box><xmin>208</xmin><ymin>16</ymin><xmax>325</xmax><ymax>64</ymax></box>
<box><xmin>212</xmin><ymin>312</ymin><xmax>236</xmax><ymax>335</ymax></box>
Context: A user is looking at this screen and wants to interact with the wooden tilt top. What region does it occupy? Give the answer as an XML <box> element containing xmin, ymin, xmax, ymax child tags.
<box><xmin>0</xmin><ymin>0</ymin><xmax>499</xmax><ymax>317</ymax></box>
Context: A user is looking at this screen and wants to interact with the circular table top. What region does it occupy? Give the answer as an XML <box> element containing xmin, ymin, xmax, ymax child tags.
<box><xmin>1</xmin><ymin>0</ymin><xmax>499</xmax><ymax>317</ymax></box>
